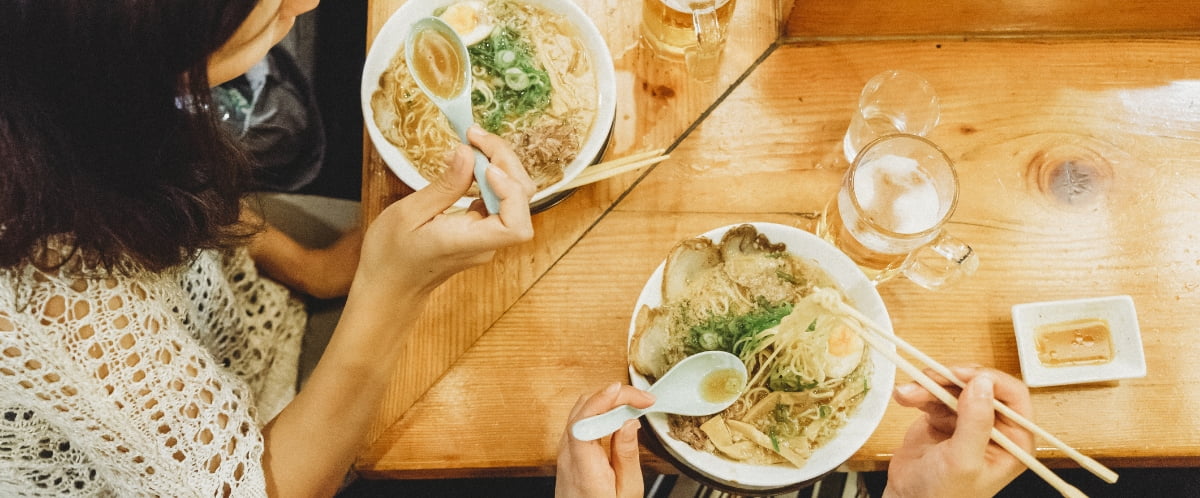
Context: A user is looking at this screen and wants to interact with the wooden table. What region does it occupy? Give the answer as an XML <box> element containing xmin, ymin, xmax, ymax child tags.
<box><xmin>357</xmin><ymin>0</ymin><xmax>1200</xmax><ymax>479</ymax></box>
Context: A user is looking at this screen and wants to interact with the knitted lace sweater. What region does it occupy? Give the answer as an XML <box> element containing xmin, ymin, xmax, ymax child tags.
<box><xmin>0</xmin><ymin>245</ymin><xmax>306</xmax><ymax>496</ymax></box>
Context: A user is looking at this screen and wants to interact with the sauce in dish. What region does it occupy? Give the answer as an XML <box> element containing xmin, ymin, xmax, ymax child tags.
<box><xmin>699</xmin><ymin>368</ymin><xmax>745</xmax><ymax>403</ymax></box>
<box><xmin>1034</xmin><ymin>318</ymin><xmax>1113</xmax><ymax>367</ymax></box>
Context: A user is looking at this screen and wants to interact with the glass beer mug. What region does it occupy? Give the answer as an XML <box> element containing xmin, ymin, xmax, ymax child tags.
<box><xmin>641</xmin><ymin>0</ymin><xmax>737</xmax><ymax>80</ymax></box>
<box><xmin>817</xmin><ymin>134</ymin><xmax>978</xmax><ymax>290</ymax></box>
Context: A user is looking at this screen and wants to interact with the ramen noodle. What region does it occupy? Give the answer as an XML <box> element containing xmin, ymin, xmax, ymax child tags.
<box><xmin>629</xmin><ymin>225</ymin><xmax>873</xmax><ymax>468</ymax></box>
<box><xmin>371</xmin><ymin>0</ymin><xmax>598</xmax><ymax>194</ymax></box>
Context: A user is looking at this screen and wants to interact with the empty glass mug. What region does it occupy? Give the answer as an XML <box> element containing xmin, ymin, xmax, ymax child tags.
<box><xmin>641</xmin><ymin>0</ymin><xmax>736</xmax><ymax>80</ymax></box>
<box><xmin>843</xmin><ymin>70</ymin><xmax>940</xmax><ymax>163</ymax></box>
<box><xmin>817</xmin><ymin>134</ymin><xmax>978</xmax><ymax>290</ymax></box>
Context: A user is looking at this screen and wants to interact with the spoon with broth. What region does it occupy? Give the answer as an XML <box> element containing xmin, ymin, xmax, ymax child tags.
<box><xmin>406</xmin><ymin>17</ymin><xmax>501</xmax><ymax>213</ymax></box>
<box><xmin>571</xmin><ymin>351</ymin><xmax>747</xmax><ymax>441</ymax></box>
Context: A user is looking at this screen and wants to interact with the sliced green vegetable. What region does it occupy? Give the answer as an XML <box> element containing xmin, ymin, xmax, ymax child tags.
<box><xmin>495</xmin><ymin>49</ymin><xmax>518</xmax><ymax>68</ymax></box>
<box><xmin>767</xmin><ymin>371</ymin><xmax>819</xmax><ymax>392</ymax></box>
<box><xmin>772</xmin><ymin>403</ymin><xmax>790</xmax><ymax>423</ymax></box>
<box><xmin>466</xmin><ymin>27</ymin><xmax>552</xmax><ymax>133</ymax></box>
<box><xmin>503</xmin><ymin>67</ymin><xmax>531</xmax><ymax>90</ymax></box>
<box><xmin>684</xmin><ymin>301</ymin><xmax>793</xmax><ymax>357</ymax></box>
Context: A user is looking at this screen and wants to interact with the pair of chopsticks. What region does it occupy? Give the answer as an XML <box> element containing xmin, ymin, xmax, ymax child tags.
<box><xmin>816</xmin><ymin>294</ymin><xmax>1117</xmax><ymax>498</ymax></box>
<box><xmin>444</xmin><ymin>149</ymin><xmax>670</xmax><ymax>214</ymax></box>
<box><xmin>554</xmin><ymin>148</ymin><xmax>669</xmax><ymax>193</ymax></box>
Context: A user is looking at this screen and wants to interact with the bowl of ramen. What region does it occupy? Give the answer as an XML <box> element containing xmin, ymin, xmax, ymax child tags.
<box><xmin>628</xmin><ymin>223</ymin><xmax>896</xmax><ymax>492</ymax></box>
<box><xmin>362</xmin><ymin>0</ymin><xmax>616</xmax><ymax>211</ymax></box>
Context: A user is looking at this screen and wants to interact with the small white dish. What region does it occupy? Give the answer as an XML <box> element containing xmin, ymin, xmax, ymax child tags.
<box><xmin>1011</xmin><ymin>295</ymin><xmax>1146</xmax><ymax>388</ymax></box>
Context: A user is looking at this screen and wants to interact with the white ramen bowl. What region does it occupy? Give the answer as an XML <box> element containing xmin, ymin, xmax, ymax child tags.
<box><xmin>361</xmin><ymin>0</ymin><xmax>617</xmax><ymax>211</ymax></box>
<box><xmin>628</xmin><ymin>222</ymin><xmax>896</xmax><ymax>492</ymax></box>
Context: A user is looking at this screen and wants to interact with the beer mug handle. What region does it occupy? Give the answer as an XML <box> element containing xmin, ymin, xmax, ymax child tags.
<box><xmin>685</xmin><ymin>1</ymin><xmax>723</xmax><ymax>81</ymax></box>
<box><xmin>902</xmin><ymin>232</ymin><xmax>979</xmax><ymax>290</ymax></box>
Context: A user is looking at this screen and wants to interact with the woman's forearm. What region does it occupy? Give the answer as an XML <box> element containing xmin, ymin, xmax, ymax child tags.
<box><xmin>246</xmin><ymin>224</ymin><xmax>312</xmax><ymax>293</ymax></box>
<box><xmin>254</xmin><ymin>128</ymin><xmax>537</xmax><ymax>497</ymax></box>
<box><xmin>260</xmin><ymin>281</ymin><xmax>427</xmax><ymax>497</ymax></box>
<box><xmin>241</xmin><ymin>206</ymin><xmax>361</xmax><ymax>300</ymax></box>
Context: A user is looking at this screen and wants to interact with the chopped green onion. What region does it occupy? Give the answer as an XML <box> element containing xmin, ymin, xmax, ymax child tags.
<box><xmin>684</xmin><ymin>301</ymin><xmax>792</xmax><ymax>356</ymax></box>
<box><xmin>503</xmin><ymin>67</ymin><xmax>531</xmax><ymax>90</ymax></box>
<box><xmin>466</xmin><ymin>27</ymin><xmax>553</xmax><ymax>133</ymax></box>
<box><xmin>495</xmin><ymin>49</ymin><xmax>518</xmax><ymax>68</ymax></box>
<box><xmin>767</xmin><ymin>371</ymin><xmax>818</xmax><ymax>392</ymax></box>
<box><xmin>806</xmin><ymin>318</ymin><xmax>818</xmax><ymax>332</ymax></box>
<box><xmin>772</xmin><ymin>403</ymin><xmax>790</xmax><ymax>423</ymax></box>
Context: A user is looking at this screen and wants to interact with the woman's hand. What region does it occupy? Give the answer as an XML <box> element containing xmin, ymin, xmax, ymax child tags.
<box><xmin>556</xmin><ymin>383</ymin><xmax>656</xmax><ymax>498</ymax></box>
<box><xmin>354</xmin><ymin>124</ymin><xmax>537</xmax><ymax>299</ymax></box>
<box><xmin>262</xmin><ymin>126</ymin><xmax>536</xmax><ymax>498</ymax></box>
<box><xmin>883</xmin><ymin>366</ymin><xmax>1034</xmax><ymax>498</ymax></box>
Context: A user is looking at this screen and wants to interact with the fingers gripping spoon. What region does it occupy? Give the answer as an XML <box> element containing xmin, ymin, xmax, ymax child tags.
<box><xmin>570</xmin><ymin>351</ymin><xmax>747</xmax><ymax>441</ymax></box>
<box><xmin>406</xmin><ymin>17</ymin><xmax>501</xmax><ymax>214</ymax></box>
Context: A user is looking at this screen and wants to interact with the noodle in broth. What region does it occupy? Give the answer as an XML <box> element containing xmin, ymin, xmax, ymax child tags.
<box><xmin>371</xmin><ymin>0</ymin><xmax>597</xmax><ymax>195</ymax></box>
<box><xmin>630</xmin><ymin>226</ymin><xmax>873</xmax><ymax>468</ymax></box>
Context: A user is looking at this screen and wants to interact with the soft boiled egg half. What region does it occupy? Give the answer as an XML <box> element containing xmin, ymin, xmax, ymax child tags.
<box><xmin>822</xmin><ymin>322</ymin><xmax>865</xmax><ymax>379</ymax></box>
<box><xmin>439</xmin><ymin>1</ymin><xmax>494</xmax><ymax>46</ymax></box>
<box><xmin>770</xmin><ymin>304</ymin><xmax>866</xmax><ymax>381</ymax></box>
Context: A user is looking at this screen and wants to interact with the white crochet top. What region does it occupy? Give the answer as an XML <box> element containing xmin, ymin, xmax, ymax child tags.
<box><xmin>0</xmin><ymin>243</ymin><xmax>306</xmax><ymax>496</ymax></box>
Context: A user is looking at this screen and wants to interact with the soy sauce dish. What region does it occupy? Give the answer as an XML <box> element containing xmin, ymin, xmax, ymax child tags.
<box><xmin>1012</xmin><ymin>295</ymin><xmax>1146</xmax><ymax>388</ymax></box>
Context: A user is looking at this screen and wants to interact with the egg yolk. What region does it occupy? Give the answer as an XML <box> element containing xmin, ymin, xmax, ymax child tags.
<box><xmin>827</xmin><ymin>325</ymin><xmax>862</xmax><ymax>358</ymax></box>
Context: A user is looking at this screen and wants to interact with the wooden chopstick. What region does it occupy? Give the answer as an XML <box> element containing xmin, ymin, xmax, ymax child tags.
<box><xmin>812</xmin><ymin>294</ymin><xmax>1100</xmax><ymax>498</ymax></box>
<box><xmin>849</xmin><ymin>325</ymin><xmax>1087</xmax><ymax>498</ymax></box>
<box><xmin>826</xmin><ymin>299</ymin><xmax>1119</xmax><ymax>485</ymax></box>
<box><xmin>557</xmin><ymin>149</ymin><xmax>668</xmax><ymax>192</ymax></box>
<box><xmin>441</xmin><ymin>149</ymin><xmax>669</xmax><ymax>214</ymax></box>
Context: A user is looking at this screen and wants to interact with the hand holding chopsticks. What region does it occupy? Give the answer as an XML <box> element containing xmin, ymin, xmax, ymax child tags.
<box><xmin>889</xmin><ymin>367</ymin><xmax>1038</xmax><ymax>498</ymax></box>
<box><xmin>811</xmin><ymin>290</ymin><xmax>1115</xmax><ymax>498</ymax></box>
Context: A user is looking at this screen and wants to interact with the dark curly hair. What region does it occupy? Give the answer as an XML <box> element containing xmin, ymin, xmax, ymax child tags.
<box><xmin>0</xmin><ymin>0</ymin><xmax>261</xmax><ymax>273</ymax></box>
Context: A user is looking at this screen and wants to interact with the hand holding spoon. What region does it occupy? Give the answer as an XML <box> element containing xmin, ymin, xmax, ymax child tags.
<box><xmin>571</xmin><ymin>351</ymin><xmax>747</xmax><ymax>441</ymax></box>
<box><xmin>406</xmin><ymin>17</ymin><xmax>501</xmax><ymax>214</ymax></box>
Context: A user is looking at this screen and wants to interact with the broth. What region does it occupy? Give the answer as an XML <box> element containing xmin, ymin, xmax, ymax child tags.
<box><xmin>411</xmin><ymin>28</ymin><xmax>464</xmax><ymax>99</ymax></box>
<box><xmin>699</xmin><ymin>368</ymin><xmax>744</xmax><ymax>403</ymax></box>
<box><xmin>1034</xmin><ymin>318</ymin><xmax>1114</xmax><ymax>367</ymax></box>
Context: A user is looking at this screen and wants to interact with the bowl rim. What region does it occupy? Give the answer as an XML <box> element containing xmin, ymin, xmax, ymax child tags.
<box><xmin>1011</xmin><ymin>294</ymin><xmax>1146</xmax><ymax>388</ymax></box>
<box><xmin>626</xmin><ymin>222</ymin><xmax>896</xmax><ymax>490</ymax></box>
<box><xmin>360</xmin><ymin>0</ymin><xmax>617</xmax><ymax>209</ymax></box>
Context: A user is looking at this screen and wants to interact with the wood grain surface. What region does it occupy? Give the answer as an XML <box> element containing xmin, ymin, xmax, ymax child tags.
<box><xmin>356</xmin><ymin>0</ymin><xmax>1200</xmax><ymax>482</ymax></box>
<box><xmin>785</xmin><ymin>0</ymin><xmax>1200</xmax><ymax>39</ymax></box>
<box><xmin>359</xmin><ymin>0</ymin><xmax>793</xmax><ymax>452</ymax></box>
<box><xmin>357</xmin><ymin>34</ymin><xmax>1200</xmax><ymax>477</ymax></box>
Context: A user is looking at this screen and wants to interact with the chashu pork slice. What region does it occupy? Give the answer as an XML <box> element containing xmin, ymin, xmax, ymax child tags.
<box><xmin>661</xmin><ymin>238</ymin><xmax>721</xmax><ymax>303</ymax></box>
<box><xmin>629</xmin><ymin>305</ymin><xmax>676</xmax><ymax>380</ymax></box>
